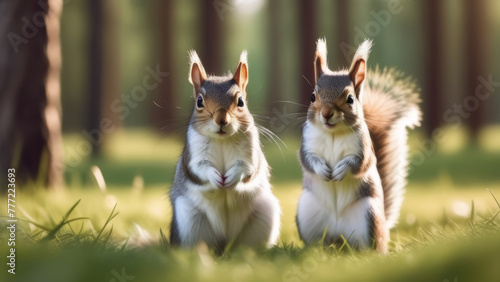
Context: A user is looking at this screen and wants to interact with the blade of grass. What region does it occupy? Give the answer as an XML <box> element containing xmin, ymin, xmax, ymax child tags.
<box><xmin>93</xmin><ymin>203</ymin><xmax>119</xmax><ymax>244</ymax></box>
<box><xmin>320</xmin><ymin>225</ymin><xmax>328</xmax><ymax>246</ymax></box>
<box><xmin>160</xmin><ymin>228</ymin><xmax>169</xmax><ymax>249</ymax></box>
<box><xmin>42</xmin><ymin>199</ymin><xmax>82</xmax><ymax>241</ymax></box>
<box><xmin>223</xmin><ymin>237</ymin><xmax>236</xmax><ymax>255</ymax></box>
<box><xmin>468</xmin><ymin>219</ymin><xmax>478</xmax><ymax>236</ymax></box>
<box><xmin>486</xmin><ymin>210</ymin><xmax>500</xmax><ymax>225</ymax></box>
<box><xmin>487</xmin><ymin>189</ymin><xmax>500</xmax><ymax>209</ymax></box>
<box><xmin>339</xmin><ymin>234</ymin><xmax>353</xmax><ymax>253</ymax></box>
<box><xmin>102</xmin><ymin>225</ymin><xmax>114</xmax><ymax>247</ymax></box>
<box><xmin>470</xmin><ymin>200</ymin><xmax>475</xmax><ymax>223</ymax></box>
<box><xmin>87</xmin><ymin>220</ymin><xmax>97</xmax><ymax>239</ymax></box>
<box><xmin>17</xmin><ymin>218</ymin><xmax>52</xmax><ymax>232</ymax></box>
<box><xmin>120</xmin><ymin>237</ymin><xmax>130</xmax><ymax>252</ymax></box>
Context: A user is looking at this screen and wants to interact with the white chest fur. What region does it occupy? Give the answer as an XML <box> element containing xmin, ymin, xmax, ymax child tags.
<box><xmin>180</xmin><ymin>127</ymin><xmax>263</xmax><ymax>241</ymax></box>
<box><xmin>302</xmin><ymin>122</ymin><xmax>362</xmax><ymax>206</ymax></box>
<box><xmin>303</xmin><ymin>122</ymin><xmax>361</xmax><ymax>167</ymax></box>
<box><xmin>299</xmin><ymin>122</ymin><xmax>369</xmax><ymax>244</ymax></box>
<box><xmin>188</xmin><ymin>128</ymin><xmax>252</xmax><ymax>174</ymax></box>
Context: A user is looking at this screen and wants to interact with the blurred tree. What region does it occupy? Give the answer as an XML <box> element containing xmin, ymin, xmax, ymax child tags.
<box><xmin>150</xmin><ymin>0</ymin><xmax>176</xmax><ymax>131</ymax></box>
<box><xmin>88</xmin><ymin>0</ymin><xmax>103</xmax><ymax>156</ymax></box>
<box><xmin>100</xmin><ymin>1</ymin><xmax>121</xmax><ymax>138</ymax></box>
<box><xmin>423</xmin><ymin>0</ymin><xmax>444</xmax><ymax>137</ymax></box>
<box><xmin>87</xmin><ymin>0</ymin><xmax>121</xmax><ymax>155</ymax></box>
<box><xmin>336</xmin><ymin>0</ymin><xmax>350</xmax><ymax>64</ymax></box>
<box><xmin>298</xmin><ymin>0</ymin><xmax>317</xmax><ymax>108</ymax></box>
<box><xmin>201</xmin><ymin>0</ymin><xmax>223</xmax><ymax>73</ymax></box>
<box><xmin>0</xmin><ymin>0</ymin><xmax>63</xmax><ymax>190</ymax></box>
<box><xmin>267</xmin><ymin>0</ymin><xmax>282</xmax><ymax>112</ymax></box>
<box><xmin>465</xmin><ymin>0</ymin><xmax>488</xmax><ymax>139</ymax></box>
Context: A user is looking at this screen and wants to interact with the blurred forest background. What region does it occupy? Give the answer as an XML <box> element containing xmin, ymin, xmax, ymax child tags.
<box><xmin>1</xmin><ymin>1</ymin><xmax>500</xmax><ymax>281</ymax></box>
<box><xmin>1</xmin><ymin>0</ymin><xmax>500</xmax><ymax>189</ymax></box>
<box><xmin>60</xmin><ymin>0</ymin><xmax>500</xmax><ymax>130</ymax></box>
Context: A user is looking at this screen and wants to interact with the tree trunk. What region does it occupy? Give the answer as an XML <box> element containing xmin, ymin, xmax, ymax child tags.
<box><xmin>267</xmin><ymin>0</ymin><xmax>282</xmax><ymax>112</ymax></box>
<box><xmin>100</xmin><ymin>0</ymin><xmax>121</xmax><ymax>136</ymax></box>
<box><xmin>464</xmin><ymin>0</ymin><xmax>488</xmax><ymax>139</ymax></box>
<box><xmin>87</xmin><ymin>0</ymin><xmax>121</xmax><ymax>155</ymax></box>
<box><xmin>150</xmin><ymin>0</ymin><xmax>176</xmax><ymax>131</ymax></box>
<box><xmin>423</xmin><ymin>0</ymin><xmax>443</xmax><ymax>137</ymax></box>
<box><xmin>0</xmin><ymin>0</ymin><xmax>63</xmax><ymax>190</ymax></box>
<box><xmin>336</xmin><ymin>0</ymin><xmax>350</xmax><ymax>64</ymax></box>
<box><xmin>201</xmin><ymin>0</ymin><xmax>223</xmax><ymax>73</ymax></box>
<box><xmin>88</xmin><ymin>0</ymin><xmax>103</xmax><ymax>156</ymax></box>
<box><xmin>298</xmin><ymin>0</ymin><xmax>316</xmax><ymax>109</ymax></box>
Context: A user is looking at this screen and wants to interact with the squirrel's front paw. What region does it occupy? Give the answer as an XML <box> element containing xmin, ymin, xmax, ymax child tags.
<box><xmin>332</xmin><ymin>159</ymin><xmax>350</xmax><ymax>181</ymax></box>
<box><xmin>207</xmin><ymin>167</ymin><xmax>225</xmax><ymax>189</ymax></box>
<box><xmin>223</xmin><ymin>165</ymin><xmax>243</xmax><ymax>189</ymax></box>
<box><xmin>314</xmin><ymin>159</ymin><xmax>332</xmax><ymax>181</ymax></box>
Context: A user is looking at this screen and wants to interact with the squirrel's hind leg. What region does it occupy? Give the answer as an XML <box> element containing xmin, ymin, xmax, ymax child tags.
<box><xmin>170</xmin><ymin>196</ymin><xmax>225</xmax><ymax>249</ymax></box>
<box><xmin>236</xmin><ymin>192</ymin><xmax>281</xmax><ymax>248</ymax></box>
<box><xmin>341</xmin><ymin>196</ymin><xmax>388</xmax><ymax>253</ymax></box>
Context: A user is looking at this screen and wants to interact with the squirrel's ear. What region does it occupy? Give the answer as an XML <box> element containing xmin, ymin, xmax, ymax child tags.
<box><xmin>349</xmin><ymin>59</ymin><xmax>366</xmax><ymax>93</ymax></box>
<box><xmin>188</xmin><ymin>50</ymin><xmax>207</xmax><ymax>93</ymax></box>
<box><xmin>349</xmin><ymin>39</ymin><xmax>372</xmax><ymax>94</ymax></box>
<box><xmin>314</xmin><ymin>38</ymin><xmax>328</xmax><ymax>84</ymax></box>
<box><xmin>234</xmin><ymin>51</ymin><xmax>249</xmax><ymax>93</ymax></box>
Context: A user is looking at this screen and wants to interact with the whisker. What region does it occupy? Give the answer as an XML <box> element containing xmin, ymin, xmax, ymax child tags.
<box><xmin>259</xmin><ymin>132</ymin><xmax>286</xmax><ymax>162</ymax></box>
<box><xmin>271</xmin><ymin>100</ymin><xmax>310</xmax><ymax>108</ymax></box>
<box><xmin>301</xmin><ymin>75</ymin><xmax>313</xmax><ymax>87</ymax></box>
<box><xmin>261</xmin><ymin>128</ymin><xmax>288</xmax><ymax>150</ymax></box>
<box><xmin>153</xmin><ymin>100</ymin><xmax>171</xmax><ymax>110</ymax></box>
<box><xmin>288</xmin><ymin>118</ymin><xmax>308</xmax><ymax>129</ymax></box>
<box><xmin>237</xmin><ymin>128</ymin><xmax>252</xmax><ymax>144</ymax></box>
<box><xmin>252</xmin><ymin>114</ymin><xmax>271</xmax><ymax>120</ymax></box>
<box><xmin>278</xmin><ymin>113</ymin><xmax>308</xmax><ymax>119</ymax></box>
<box><xmin>252</xmin><ymin>117</ymin><xmax>271</xmax><ymax>123</ymax></box>
<box><xmin>253</xmin><ymin>122</ymin><xmax>289</xmax><ymax>162</ymax></box>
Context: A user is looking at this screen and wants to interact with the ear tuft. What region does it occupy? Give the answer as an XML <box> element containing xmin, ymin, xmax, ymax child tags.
<box><xmin>314</xmin><ymin>38</ymin><xmax>328</xmax><ymax>84</ymax></box>
<box><xmin>316</xmin><ymin>38</ymin><xmax>328</xmax><ymax>63</ymax></box>
<box><xmin>350</xmin><ymin>39</ymin><xmax>372</xmax><ymax>69</ymax></box>
<box><xmin>349</xmin><ymin>39</ymin><xmax>372</xmax><ymax>94</ymax></box>
<box><xmin>188</xmin><ymin>50</ymin><xmax>201</xmax><ymax>67</ymax></box>
<box><xmin>234</xmin><ymin>50</ymin><xmax>249</xmax><ymax>93</ymax></box>
<box><xmin>188</xmin><ymin>50</ymin><xmax>204</xmax><ymax>84</ymax></box>
<box><xmin>239</xmin><ymin>50</ymin><xmax>248</xmax><ymax>65</ymax></box>
<box><xmin>188</xmin><ymin>50</ymin><xmax>207</xmax><ymax>91</ymax></box>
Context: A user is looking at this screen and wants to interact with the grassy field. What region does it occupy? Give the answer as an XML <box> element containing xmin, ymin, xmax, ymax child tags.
<box><xmin>1</xmin><ymin>128</ymin><xmax>500</xmax><ymax>281</ymax></box>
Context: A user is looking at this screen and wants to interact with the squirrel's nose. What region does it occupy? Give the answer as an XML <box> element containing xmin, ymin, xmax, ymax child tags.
<box><xmin>322</xmin><ymin>111</ymin><xmax>333</xmax><ymax>120</ymax></box>
<box><xmin>214</xmin><ymin>109</ymin><xmax>230</xmax><ymax>127</ymax></box>
<box><xmin>219</xmin><ymin>118</ymin><xmax>228</xmax><ymax>126</ymax></box>
<box><xmin>321</xmin><ymin>104</ymin><xmax>335</xmax><ymax>121</ymax></box>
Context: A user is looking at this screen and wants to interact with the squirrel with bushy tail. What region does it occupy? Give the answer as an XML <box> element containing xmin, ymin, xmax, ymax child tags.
<box><xmin>168</xmin><ymin>50</ymin><xmax>281</xmax><ymax>252</ymax></box>
<box><xmin>296</xmin><ymin>38</ymin><xmax>421</xmax><ymax>252</ymax></box>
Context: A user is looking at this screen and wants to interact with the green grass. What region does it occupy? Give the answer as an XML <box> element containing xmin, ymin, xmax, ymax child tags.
<box><xmin>1</xmin><ymin>128</ymin><xmax>500</xmax><ymax>281</ymax></box>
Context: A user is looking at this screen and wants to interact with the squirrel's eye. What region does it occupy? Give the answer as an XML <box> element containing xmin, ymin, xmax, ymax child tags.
<box><xmin>237</xmin><ymin>96</ymin><xmax>244</xmax><ymax>107</ymax></box>
<box><xmin>197</xmin><ymin>96</ymin><xmax>204</xmax><ymax>108</ymax></box>
<box><xmin>311</xmin><ymin>93</ymin><xmax>316</xmax><ymax>103</ymax></box>
<box><xmin>346</xmin><ymin>94</ymin><xmax>354</xmax><ymax>105</ymax></box>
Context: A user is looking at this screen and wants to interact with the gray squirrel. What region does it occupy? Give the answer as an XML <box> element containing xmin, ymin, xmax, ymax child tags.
<box><xmin>296</xmin><ymin>39</ymin><xmax>421</xmax><ymax>252</ymax></box>
<box><xmin>169</xmin><ymin>51</ymin><xmax>281</xmax><ymax>252</ymax></box>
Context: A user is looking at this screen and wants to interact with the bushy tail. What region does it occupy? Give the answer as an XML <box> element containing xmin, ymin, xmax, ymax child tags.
<box><xmin>363</xmin><ymin>67</ymin><xmax>421</xmax><ymax>229</ymax></box>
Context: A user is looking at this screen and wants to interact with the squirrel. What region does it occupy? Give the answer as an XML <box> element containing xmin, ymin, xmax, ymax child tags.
<box><xmin>169</xmin><ymin>50</ymin><xmax>281</xmax><ymax>252</ymax></box>
<box><xmin>296</xmin><ymin>38</ymin><xmax>421</xmax><ymax>253</ymax></box>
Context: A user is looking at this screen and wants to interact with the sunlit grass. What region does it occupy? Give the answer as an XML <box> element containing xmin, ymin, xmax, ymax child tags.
<box><xmin>1</xmin><ymin>128</ymin><xmax>500</xmax><ymax>281</ymax></box>
<box><xmin>7</xmin><ymin>182</ymin><xmax>500</xmax><ymax>245</ymax></box>
<box><xmin>1</xmin><ymin>183</ymin><xmax>499</xmax><ymax>281</ymax></box>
